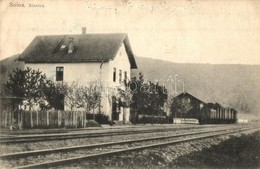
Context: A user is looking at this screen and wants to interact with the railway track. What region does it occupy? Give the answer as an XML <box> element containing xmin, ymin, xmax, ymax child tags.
<box><xmin>0</xmin><ymin>126</ymin><xmax>258</xmax><ymax>169</ymax></box>
<box><xmin>0</xmin><ymin>125</ymin><xmax>232</xmax><ymax>144</ymax></box>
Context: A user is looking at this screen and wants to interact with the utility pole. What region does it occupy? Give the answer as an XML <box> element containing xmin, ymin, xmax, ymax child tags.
<box><xmin>99</xmin><ymin>60</ymin><xmax>104</xmax><ymax>114</ymax></box>
<box><xmin>178</xmin><ymin>80</ymin><xmax>185</xmax><ymax>93</ymax></box>
<box><xmin>174</xmin><ymin>74</ymin><xmax>178</xmax><ymax>94</ymax></box>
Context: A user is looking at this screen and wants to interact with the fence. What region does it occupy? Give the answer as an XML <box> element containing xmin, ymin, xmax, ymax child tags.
<box><xmin>0</xmin><ymin>110</ymin><xmax>105</xmax><ymax>129</ymax></box>
<box><xmin>0</xmin><ymin>109</ymin><xmax>18</xmax><ymax>128</ymax></box>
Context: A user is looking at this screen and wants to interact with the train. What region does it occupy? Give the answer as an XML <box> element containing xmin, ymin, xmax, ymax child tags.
<box><xmin>170</xmin><ymin>92</ymin><xmax>238</xmax><ymax>125</ymax></box>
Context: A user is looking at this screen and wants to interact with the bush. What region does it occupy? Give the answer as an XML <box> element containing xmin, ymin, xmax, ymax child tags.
<box><xmin>86</xmin><ymin>113</ymin><xmax>109</xmax><ymax>124</ymax></box>
<box><xmin>136</xmin><ymin>115</ymin><xmax>169</xmax><ymax>124</ymax></box>
<box><xmin>86</xmin><ymin>120</ymin><xmax>102</xmax><ymax>127</ymax></box>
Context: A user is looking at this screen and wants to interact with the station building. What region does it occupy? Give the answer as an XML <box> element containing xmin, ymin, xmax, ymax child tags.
<box><xmin>18</xmin><ymin>28</ymin><xmax>138</xmax><ymax>122</ymax></box>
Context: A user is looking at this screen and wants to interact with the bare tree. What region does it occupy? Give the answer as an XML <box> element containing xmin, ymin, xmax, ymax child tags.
<box><xmin>64</xmin><ymin>82</ymin><xmax>80</xmax><ymax>111</ymax></box>
<box><xmin>88</xmin><ymin>81</ymin><xmax>103</xmax><ymax>120</ymax></box>
<box><xmin>76</xmin><ymin>81</ymin><xmax>103</xmax><ymax>121</ymax></box>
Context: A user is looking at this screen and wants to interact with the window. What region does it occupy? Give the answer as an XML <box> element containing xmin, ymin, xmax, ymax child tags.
<box><xmin>124</xmin><ymin>71</ymin><xmax>127</xmax><ymax>84</ymax></box>
<box><xmin>188</xmin><ymin>98</ymin><xmax>190</xmax><ymax>103</ymax></box>
<box><xmin>119</xmin><ymin>70</ymin><xmax>122</xmax><ymax>83</ymax></box>
<box><xmin>200</xmin><ymin>103</ymin><xmax>204</xmax><ymax>109</ymax></box>
<box><xmin>60</xmin><ymin>44</ymin><xmax>66</xmax><ymax>50</ymax></box>
<box><xmin>56</xmin><ymin>67</ymin><xmax>64</xmax><ymax>81</ymax></box>
<box><xmin>113</xmin><ymin>68</ymin><xmax>116</xmax><ymax>82</ymax></box>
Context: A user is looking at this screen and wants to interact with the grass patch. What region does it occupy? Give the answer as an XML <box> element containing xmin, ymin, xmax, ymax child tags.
<box><xmin>172</xmin><ymin>131</ymin><xmax>260</xmax><ymax>169</ymax></box>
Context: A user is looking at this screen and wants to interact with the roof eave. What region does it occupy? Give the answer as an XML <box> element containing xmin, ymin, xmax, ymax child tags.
<box><xmin>123</xmin><ymin>35</ymin><xmax>138</xmax><ymax>69</ymax></box>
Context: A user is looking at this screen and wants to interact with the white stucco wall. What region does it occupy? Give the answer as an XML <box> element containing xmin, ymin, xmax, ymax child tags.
<box><xmin>105</xmin><ymin>44</ymin><xmax>131</xmax><ymax>118</ymax></box>
<box><xmin>26</xmin><ymin>62</ymin><xmax>109</xmax><ymax>85</ymax></box>
<box><xmin>26</xmin><ymin>62</ymin><xmax>110</xmax><ymax>115</ymax></box>
<box><xmin>108</xmin><ymin>44</ymin><xmax>131</xmax><ymax>87</ymax></box>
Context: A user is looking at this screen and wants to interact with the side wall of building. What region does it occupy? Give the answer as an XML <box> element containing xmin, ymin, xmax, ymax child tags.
<box><xmin>105</xmin><ymin>43</ymin><xmax>132</xmax><ymax>121</ymax></box>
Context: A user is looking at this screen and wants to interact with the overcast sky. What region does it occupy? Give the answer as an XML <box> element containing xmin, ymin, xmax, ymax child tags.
<box><xmin>0</xmin><ymin>0</ymin><xmax>259</xmax><ymax>64</ymax></box>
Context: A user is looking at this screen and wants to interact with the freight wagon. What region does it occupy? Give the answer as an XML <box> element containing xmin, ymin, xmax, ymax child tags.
<box><xmin>198</xmin><ymin>103</ymin><xmax>237</xmax><ymax>124</ymax></box>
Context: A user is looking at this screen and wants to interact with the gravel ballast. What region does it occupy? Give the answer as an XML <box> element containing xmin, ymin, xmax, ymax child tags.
<box><xmin>0</xmin><ymin>125</ymin><xmax>257</xmax><ymax>169</ymax></box>
<box><xmin>0</xmin><ymin>125</ymin><xmax>233</xmax><ymax>154</ymax></box>
<box><xmin>59</xmin><ymin>129</ymin><xmax>259</xmax><ymax>169</ymax></box>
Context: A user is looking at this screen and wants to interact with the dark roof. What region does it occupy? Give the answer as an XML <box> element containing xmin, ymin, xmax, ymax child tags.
<box><xmin>0</xmin><ymin>96</ymin><xmax>24</xmax><ymax>99</ymax></box>
<box><xmin>206</xmin><ymin>103</ymin><xmax>216</xmax><ymax>109</ymax></box>
<box><xmin>18</xmin><ymin>33</ymin><xmax>137</xmax><ymax>69</ymax></box>
<box><xmin>175</xmin><ymin>92</ymin><xmax>206</xmax><ymax>104</ymax></box>
<box><xmin>215</xmin><ymin>102</ymin><xmax>224</xmax><ymax>108</ymax></box>
<box><xmin>206</xmin><ymin>102</ymin><xmax>232</xmax><ymax>111</ymax></box>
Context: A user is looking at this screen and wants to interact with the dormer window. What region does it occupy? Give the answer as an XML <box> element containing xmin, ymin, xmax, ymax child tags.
<box><xmin>60</xmin><ymin>44</ymin><xmax>66</xmax><ymax>50</ymax></box>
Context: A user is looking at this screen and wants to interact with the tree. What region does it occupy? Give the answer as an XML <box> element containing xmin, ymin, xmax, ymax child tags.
<box><xmin>129</xmin><ymin>73</ymin><xmax>168</xmax><ymax>124</ymax></box>
<box><xmin>88</xmin><ymin>81</ymin><xmax>103</xmax><ymax>120</ymax></box>
<box><xmin>170</xmin><ymin>96</ymin><xmax>192</xmax><ymax>120</ymax></box>
<box><xmin>129</xmin><ymin>73</ymin><xmax>146</xmax><ymax>124</ymax></box>
<box><xmin>5</xmin><ymin>67</ymin><xmax>48</xmax><ymax>127</ymax></box>
<box><xmin>64</xmin><ymin>82</ymin><xmax>80</xmax><ymax>111</ymax></box>
<box><xmin>76</xmin><ymin>81</ymin><xmax>103</xmax><ymax>121</ymax></box>
<box><xmin>117</xmin><ymin>84</ymin><xmax>132</xmax><ymax>108</ymax></box>
<box><xmin>144</xmin><ymin>82</ymin><xmax>168</xmax><ymax>124</ymax></box>
<box><xmin>151</xmin><ymin>82</ymin><xmax>168</xmax><ymax>124</ymax></box>
<box><xmin>41</xmin><ymin>80</ymin><xmax>67</xmax><ymax>110</ymax></box>
<box><xmin>164</xmin><ymin>95</ymin><xmax>174</xmax><ymax>123</ymax></box>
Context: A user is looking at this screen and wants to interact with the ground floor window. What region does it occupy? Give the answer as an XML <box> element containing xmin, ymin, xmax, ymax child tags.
<box><xmin>112</xmin><ymin>96</ymin><xmax>120</xmax><ymax>121</ymax></box>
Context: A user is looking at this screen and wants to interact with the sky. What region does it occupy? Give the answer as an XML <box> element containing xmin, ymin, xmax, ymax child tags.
<box><xmin>0</xmin><ymin>0</ymin><xmax>260</xmax><ymax>64</ymax></box>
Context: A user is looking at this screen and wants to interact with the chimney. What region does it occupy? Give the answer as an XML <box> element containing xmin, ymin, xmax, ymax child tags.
<box><xmin>68</xmin><ymin>37</ymin><xmax>74</xmax><ymax>54</ymax></box>
<box><xmin>82</xmin><ymin>27</ymin><xmax>86</xmax><ymax>35</ymax></box>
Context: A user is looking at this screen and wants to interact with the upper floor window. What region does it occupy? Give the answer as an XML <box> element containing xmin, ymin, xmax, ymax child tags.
<box><xmin>113</xmin><ymin>68</ymin><xmax>116</xmax><ymax>82</ymax></box>
<box><xmin>124</xmin><ymin>71</ymin><xmax>127</xmax><ymax>84</ymax></box>
<box><xmin>119</xmin><ymin>70</ymin><xmax>122</xmax><ymax>83</ymax></box>
<box><xmin>56</xmin><ymin>67</ymin><xmax>64</xmax><ymax>81</ymax></box>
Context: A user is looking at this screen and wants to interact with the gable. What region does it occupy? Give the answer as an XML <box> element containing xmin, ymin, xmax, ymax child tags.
<box><xmin>176</xmin><ymin>92</ymin><xmax>206</xmax><ymax>104</ymax></box>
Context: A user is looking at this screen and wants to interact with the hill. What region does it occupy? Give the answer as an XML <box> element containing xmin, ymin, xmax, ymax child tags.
<box><xmin>134</xmin><ymin>57</ymin><xmax>260</xmax><ymax>118</ymax></box>
<box><xmin>0</xmin><ymin>55</ymin><xmax>259</xmax><ymax>118</ymax></box>
<box><xmin>0</xmin><ymin>55</ymin><xmax>24</xmax><ymax>93</ymax></box>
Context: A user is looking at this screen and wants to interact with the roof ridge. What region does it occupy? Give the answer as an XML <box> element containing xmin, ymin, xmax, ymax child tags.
<box><xmin>35</xmin><ymin>33</ymin><xmax>127</xmax><ymax>37</ymax></box>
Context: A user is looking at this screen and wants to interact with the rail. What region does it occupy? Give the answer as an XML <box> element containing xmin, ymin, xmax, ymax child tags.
<box><xmin>0</xmin><ymin>126</ymin><xmax>258</xmax><ymax>169</ymax></box>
